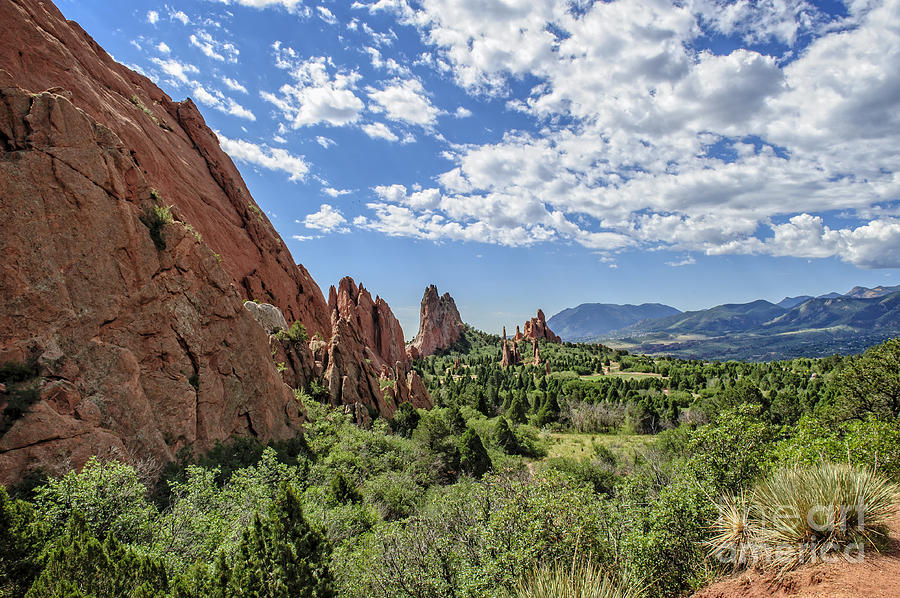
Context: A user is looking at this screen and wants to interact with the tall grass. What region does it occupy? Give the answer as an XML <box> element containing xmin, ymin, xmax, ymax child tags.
<box><xmin>516</xmin><ymin>559</ymin><xmax>641</xmax><ymax>598</ymax></box>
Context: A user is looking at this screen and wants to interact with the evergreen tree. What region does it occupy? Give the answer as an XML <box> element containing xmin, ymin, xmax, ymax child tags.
<box><xmin>329</xmin><ymin>472</ymin><xmax>361</xmax><ymax>505</ymax></box>
<box><xmin>389</xmin><ymin>402</ymin><xmax>420</xmax><ymax>438</ymax></box>
<box><xmin>25</xmin><ymin>515</ymin><xmax>168</xmax><ymax>598</ymax></box>
<box><xmin>494</xmin><ymin>417</ymin><xmax>520</xmax><ymax>455</ymax></box>
<box><xmin>214</xmin><ymin>483</ymin><xmax>334</xmax><ymax>598</ymax></box>
<box><xmin>506</xmin><ymin>394</ymin><xmax>527</xmax><ymax>425</ymax></box>
<box><xmin>0</xmin><ymin>487</ymin><xmax>40</xmax><ymax>598</ymax></box>
<box><xmin>458</xmin><ymin>428</ymin><xmax>491</xmax><ymax>478</ymax></box>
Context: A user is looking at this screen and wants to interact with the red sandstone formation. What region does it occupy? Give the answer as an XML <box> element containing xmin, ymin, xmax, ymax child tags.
<box><xmin>324</xmin><ymin>277</ymin><xmax>429</xmax><ymax>412</ymax></box>
<box><xmin>407</xmin><ymin>285</ymin><xmax>465</xmax><ymax>359</ymax></box>
<box><xmin>500</xmin><ymin>327</ymin><xmax>521</xmax><ymax>368</ymax></box>
<box><xmin>520</xmin><ymin>309</ymin><xmax>562</xmax><ymax>343</ymax></box>
<box><xmin>0</xmin><ymin>0</ymin><xmax>427</xmax><ymax>482</ymax></box>
<box><xmin>329</xmin><ymin>277</ymin><xmax>409</xmax><ymax>370</ymax></box>
<box><xmin>0</xmin><ymin>82</ymin><xmax>301</xmax><ymax>484</ymax></box>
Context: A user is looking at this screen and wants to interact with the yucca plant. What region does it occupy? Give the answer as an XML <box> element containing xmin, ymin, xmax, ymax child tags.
<box><xmin>750</xmin><ymin>463</ymin><xmax>898</xmax><ymax>571</ymax></box>
<box><xmin>707</xmin><ymin>492</ymin><xmax>755</xmax><ymax>570</ymax></box>
<box><xmin>515</xmin><ymin>559</ymin><xmax>641</xmax><ymax>598</ymax></box>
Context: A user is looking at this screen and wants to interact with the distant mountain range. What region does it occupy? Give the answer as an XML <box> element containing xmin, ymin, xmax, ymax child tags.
<box><xmin>548</xmin><ymin>285</ymin><xmax>900</xmax><ymax>361</ymax></box>
<box><xmin>547</xmin><ymin>303</ymin><xmax>681</xmax><ymax>340</ymax></box>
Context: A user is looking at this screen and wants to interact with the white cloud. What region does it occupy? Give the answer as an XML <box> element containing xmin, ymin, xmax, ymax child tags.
<box><xmin>147</xmin><ymin>10</ymin><xmax>159</xmax><ymax>24</ymax></box>
<box><xmin>151</xmin><ymin>57</ymin><xmax>199</xmax><ymax>85</ymax></box>
<box><xmin>361</xmin><ymin>122</ymin><xmax>399</xmax><ymax>142</ymax></box>
<box><xmin>316</xmin><ymin>136</ymin><xmax>336</xmax><ymax>148</ymax></box>
<box><xmin>304</xmin><ymin>204</ymin><xmax>349</xmax><ymax>233</ymax></box>
<box><xmin>262</xmin><ymin>50</ymin><xmax>364</xmax><ymax>127</ymax></box>
<box><xmin>190</xmin><ymin>30</ymin><xmax>239</xmax><ymax>62</ymax></box>
<box><xmin>665</xmin><ymin>256</ymin><xmax>696</xmax><ymax>267</ymax></box>
<box><xmin>193</xmin><ymin>84</ymin><xmax>256</xmax><ymax>120</ymax></box>
<box><xmin>454</xmin><ymin>106</ymin><xmax>471</xmax><ymax>118</ymax></box>
<box><xmin>156</xmin><ymin>42</ymin><xmax>170</xmax><ymax>54</ymax></box>
<box><xmin>216</xmin><ymin>132</ymin><xmax>309</xmax><ymax>181</ymax></box>
<box><xmin>170</xmin><ymin>10</ymin><xmax>190</xmax><ymax>25</ymax></box>
<box><xmin>348</xmin><ymin>0</ymin><xmax>900</xmax><ymax>267</ymax></box>
<box><xmin>367</xmin><ymin>78</ymin><xmax>439</xmax><ymax>126</ymax></box>
<box><xmin>210</xmin><ymin>0</ymin><xmax>307</xmax><ymax>13</ymax></box>
<box><xmin>221</xmin><ymin>76</ymin><xmax>248</xmax><ymax>93</ymax></box>
<box><xmin>292</xmin><ymin>234</ymin><xmax>317</xmax><ymax>241</ymax></box>
<box><xmin>323</xmin><ymin>187</ymin><xmax>353</xmax><ymax>197</ymax></box>
<box><xmin>317</xmin><ymin>6</ymin><xmax>337</xmax><ymax>24</ymax></box>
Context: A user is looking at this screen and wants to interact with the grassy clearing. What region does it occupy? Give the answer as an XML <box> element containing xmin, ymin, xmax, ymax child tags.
<box><xmin>542</xmin><ymin>432</ymin><xmax>651</xmax><ymax>461</ymax></box>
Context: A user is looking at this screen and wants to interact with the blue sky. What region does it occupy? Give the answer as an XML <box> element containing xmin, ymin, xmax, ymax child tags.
<box><xmin>58</xmin><ymin>0</ymin><xmax>900</xmax><ymax>337</ymax></box>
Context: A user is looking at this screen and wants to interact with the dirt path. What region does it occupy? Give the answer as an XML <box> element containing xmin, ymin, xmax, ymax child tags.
<box><xmin>691</xmin><ymin>514</ymin><xmax>900</xmax><ymax>598</ymax></box>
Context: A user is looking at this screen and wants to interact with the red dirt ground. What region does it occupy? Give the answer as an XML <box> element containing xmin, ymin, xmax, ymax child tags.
<box><xmin>691</xmin><ymin>514</ymin><xmax>900</xmax><ymax>598</ymax></box>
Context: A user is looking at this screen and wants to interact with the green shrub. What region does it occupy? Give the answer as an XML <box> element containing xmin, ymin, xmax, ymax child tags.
<box><xmin>0</xmin><ymin>487</ymin><xmax>41</xmax><ymax>598</ymax></box>
<box><xmin>389</xmin><ymin>402</ymin><xmax>420</xmax><ymax>438</ymax></box>
<box><xmin>32</xmin><ymin>457</ymin><xmax>155</xmax><ymax>546</ymax></box>
<box><xmin>275</xmin><ymin>321</ymin><xmax>309</xmax><ymax>344</ymax></box>
<box><xmin>139</xmin><ymin>201</ymin><xmax>174</xmax><ymax>250</ymax></box>
<box><xmin>213</xmin><ymin>483</ymin><xmax>335</xmax><ymax>597</ymax></box>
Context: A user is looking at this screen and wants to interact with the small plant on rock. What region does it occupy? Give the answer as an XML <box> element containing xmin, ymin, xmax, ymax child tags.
<box><xmin>140</xmin><ymin>193</ymin><xmax>174</xmax><ymax>251</ymax></box>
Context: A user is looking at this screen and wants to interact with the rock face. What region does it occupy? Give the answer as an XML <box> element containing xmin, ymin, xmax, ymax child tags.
<box><xmin>0</xmin><ymin>81</ymin><xmax>301</xmax><ymax>484</ymax></box>
<box><xmin>329</xmin><ymin>278</ymin><xmax>409</xmax><ymax>370</ymax></box>
<box><xmin>408</xmin><ymin>285</ymin><xmax>465</xmax><ymax>359</ymax></box>
<box><xmin>0</xmin><ymin>0</ymin><xmax>427</xmax><ymax>482</ymax></box>
<box><xmin>324</xmin><ymin>278</ymin><xmax>430</xmax><ymax>416</ymax></box>
<box><xmin>500</xmin><ymin>327</ymin><xmax>521</xmax><ymax>368</ymax></box>
<box><xmin>518</xmin><ymin>309</ymin><xmax>562</xmax><ymax>344</ymax></box>
<box><xmin>243</xmin><ymin>302</ymin><xmax>289</xmax><ymax>335</ymax></box>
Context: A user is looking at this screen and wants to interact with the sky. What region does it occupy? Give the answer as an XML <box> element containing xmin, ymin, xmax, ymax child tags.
<box><xmin>57</xmin><ymin>0</ymin><xmax>900</xmax><ymax>338</ymax></box>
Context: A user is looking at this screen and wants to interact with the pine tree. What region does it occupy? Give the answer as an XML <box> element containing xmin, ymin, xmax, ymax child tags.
<box><xmin>214</xmin><ymin>483</ymin><xmax>334</xmax><ymax>598</ymax></box>
<box><xmin>494</xmin><ymin>417</ymin><xmax>520</xmax><ymax>455</ymax></box>
<box><xmin>458</xmin><ymin>428</ymin><xmax>491</xmax><ymax>478</ymax></box>
<box><xmin>0</xmin><ymin>487</ymin><xmax>40</xmax><ymax>598</ymax></box>
<box><xmin>506</xmin><ymin>394</ymin><xmax>527</xmax><ymax>425</ymax></box>
<box><xmin>25</xmin><ymin>514</ymin><xmax>168</xmax><ymax>598</ymax></box>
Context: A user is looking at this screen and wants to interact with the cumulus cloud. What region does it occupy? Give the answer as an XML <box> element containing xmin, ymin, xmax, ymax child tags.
<box><xmin>222</xmin><ymin>76</ymin><xmax>248</xmax><ymax>93</ymax></box>
<box><xmin>367</xmin><ymin>78</ymin><xmax>440</xmax><ymax>126</ymax></box>
<box><xmin>347</xmin><ymin>0</ymin><xmax>900</xmax><ymax>267</ymax></box>
<box><xmin>147</xmin><ymin>10</ymin><xmax>159</xmax><ymax>24</ymax></box>
<box><xmin>216</xmin><ymin>132</ymin><xmax>309</xmax><ymax>181</ymax></box>
<box><xmin>193</xmin><ymin>84</ymin><xmax>256</xmax><ymax>120</ymax></box>
<box><xmin>317</xmin><ymin>6</ymin><xmax>337</xmax><ymax>24</ymax></box>
<box><xmin>262</xmin><ymin>47</ymin><xmax>364</xmax><ymax>127</ymax></box>
<box><xmin>361</xmin><ymin>122</ymin><xmax>399</xmax><ymax>142</ymax></box>
<box><xmin>170</xmin><ymin>10</ymin><xmax>190</xmax><ymax>25</ymax></box>
<box><xmin>210</xmin><ymin>0</ymin><xmax>307</xmax><ymax>13</ymax></box>
<box><xmin>156</xmin><ymin>42</ymin><xmax>170</xmax><ymax>53</ymax></box>
<box><xmin>304</xmin><ymin>204</ymin><xmax>349</xmax><ymax>233</ymax></box>
<box><xmin>316</xmin><ymin>136</ymin><xmax>336</xmax><ymax>148</ymax></box>
<box><xmin>151</xmin><ymin>57</ymin><xmax>199</xmax><ymax>86</ymax></box>
<box><xmin>323</xmin><ymin>187</ymin><xmax>353</xmax><ymax>197</ymax></box>
<box><xmin>190</xmin><ymin>30</ymin><xmax>239</xmax><ymax>62</ymax></box>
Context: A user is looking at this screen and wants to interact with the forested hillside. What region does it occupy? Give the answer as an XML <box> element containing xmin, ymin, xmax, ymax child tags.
<box><xmin>3</xmin><ymin>331</ymin><xmax>898</xmax><ymax>597</ymax></box>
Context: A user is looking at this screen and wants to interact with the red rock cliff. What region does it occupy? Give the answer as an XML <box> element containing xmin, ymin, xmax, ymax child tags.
<box><xmin>0</xmin><ymin>80</ymin><xmax>302</xmax><ymax>484</ymax></box>
<box><xmin>0</xmin><ymin>0</ymin><xmax>427</xmax><ymax>481</ymax></box>
<box><xmin>407</xmin><ymin>285</ymin><xmax>465</xmax><ymax>359</ymax></box>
